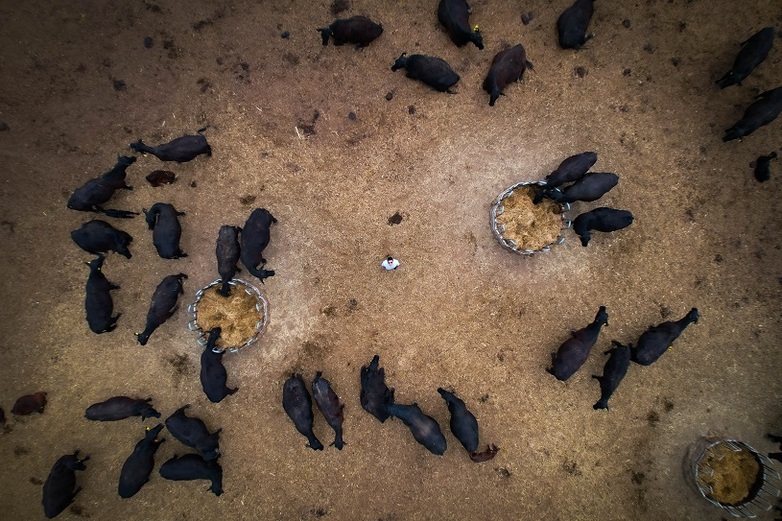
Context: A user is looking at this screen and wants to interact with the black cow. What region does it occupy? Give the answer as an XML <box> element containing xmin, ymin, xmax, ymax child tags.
<box><xmin>360</xmin><ymin>354</ymin><xmax>395</xmax><ymax>422</ymax></box>
<box><xmin>534</xmin><ymin>151</ymin><xmax>598</xmax><ymax>202</ymax></box>
<box><xmin>437</xmin><ymin>388</ymin><xmax>478</xmax><ymax>452</ymax></box>
<box><xmin>130</xmin><ymin>130</ymin><xmax>211</xmax><ymax>162</ymax></box>
<box><xmin>240</xmin><ymin>208</ymin><xmax>276</xmax><ymax>283</ymax></box>
<box><xmin>437</xmin><ymin>387</ymin><xmax>497</xmax><ymax>461</ymax></box>
<box><xmin>118</xmin><ymin>424</ymin><xmax>165</xmax><ymax>498</ymax></box>
<box><xmin>12</xmin><ymin>392</ymin><xmax>47</xmax><ymax>415</ymax></box>
<box><xmin>593</xmin><ymin>341</ymin><xmax>631</xmax><ymax>410</ymax></box>
<box><xmin>67</xmin><ymin>156</ymin><xmax>138</xmax><ymax>218</ymax></box>
<box><xmin>754</xmin><ymin>152</ymin><xmax>777</xmax><ymax>182</ymax></box>
<box><xmin>557</xmin><ymin>0</ymin><xmax>595</xmax><ymax>50</ymax></box>
<box><xmin>723</xmin><ymin>86</ymin><xmax>782</xmax><ymax>141</ymax></box>
<box><xmin>716</xmin><ymin>27</ymin><xmax>775</xmax><ymax>89</ymax></box>
<box><xmin>216</xmin><ymin>225</ymin><xmax>242</xmax><ymax>297</ymax></box>
<box><xmin>85</xmin><ymin>255</ymin><xmax>120</xmax><ymax>334</ymax></box>
<box><xmin>386</xmin><ymin>403</ymin><xmax>447</xmax><ymax>455</ymax></box>
<box><xmin>547</xmin><ymin>306</ymin><xmax>609</xmax><ymax>381</ymax></box>
<box><xmin>391</xmin><ymin>53</ymin><xmax>460</xmax><ymax>93</ymax></box>
<box><xmin>631</xmin><ymin>308</ymin><xmax>699</xmax><ymax>365</ymax></box>
<box><xmin>437</xmin><ymin>0</ymin><xmax>483</xmax><ymax>49</ymax></box>
<box><xmin>312</xmin><ymin>372</ymin><xmax>345</xmax><ymax>450</ymax></box>
<box><xmin>282</xmin><ymin>373</ymin><xmax>323</xmax><ymax>450</ymax></box>
<box><xmin>483</xmin><ymin>44</ymin><xmax>533</xmax><ymax>106</ymax></box>
<box><xmin>42</xmin><ymin>451</ymin><xmax>89</xmax><ymax>519</ymax></box>
<box><xmin>71</xmin><ymin>220</ymin><xmax>133</xmax><ymax>259</ymax></box>
<box><xmin>200</xmin><ymin>328</ymin><xmax>238</xmax><ymax>403</ymax></box>
<box><xmin>164</xmin><ymin>405</ymin><xmax>221</xmax><ymax>461</ymax></box>
<box><xmin>159</xmin><ymin>454</ymin><xmax>223</xmax><ymax>496</ymax></box>
<box><xmin>144</xmin><ymin>203</ymin><xmax>186</xmax><ymax>259</ymax></box>
<box><xmin>572</xmin><ymin>207</ymin><xmax>634</xmax><ymax>246</ymax></box>
<box><xmin>137</xmin><ymin>273</ymin><xmax>187</xmax><ymax>346</ymax></box>
<box><xmin>85</xmin><ymin>396</ymin><xmax>160</xmax><ymax>421</ymax></box>
<box><xmin>0</xmin><ymin>407</ymin><xmax>5</xmax><ymax>430</ymax></box>
<box><xmin>318</xmin><ymin>16</ymin><xmax>383</xmax><ymax>48</ymax></box>
<box><xmin>538</xmin><ymin>172</ymin><xmax>618</xmax><ymax>204</ymax></box>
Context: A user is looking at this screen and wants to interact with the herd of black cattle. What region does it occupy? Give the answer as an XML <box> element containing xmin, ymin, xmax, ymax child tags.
<box><xmin>3</xmin><ymin>0</ymin><xmax>782</xmax><ymax>518</ymax></box>
<box><xmin>35</xmin><ymin>112</ymin><xmax>278</xmax><ymax>515</ymax></box>
<box><xmin>322</xmin><ymin>0</ymin><xmax>782</xmax><ymax>163</ymax></box>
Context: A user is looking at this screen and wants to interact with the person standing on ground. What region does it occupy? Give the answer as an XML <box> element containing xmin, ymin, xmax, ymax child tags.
<box><xmin>381</xmin><ymin>256</ymin><xmax>400</xmax><ymax>270</ymax></box>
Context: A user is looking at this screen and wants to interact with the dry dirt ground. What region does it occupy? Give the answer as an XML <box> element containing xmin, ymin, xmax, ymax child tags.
<box><xmin>1</xmin><ymin>0</ymin><xmax>781</xmax><ymax>520</ymax></box>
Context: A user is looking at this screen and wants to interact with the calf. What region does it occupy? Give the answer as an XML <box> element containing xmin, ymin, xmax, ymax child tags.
<box><xmin>631</xmin><ymin>308</ymin><xmax>699</xmax><ymax>365</ymax></box>
<box><xmin>200</xmin><ymin>328</ymin><xmax>238</xmax><ymax>403</ymax></box>
<box><xmin>469</xmin><ymin>444</ymin><xmax>500</xmax><ymax>462</ymax></box>
<box><xmin>547</xmin><ymin>306</ymin><xmax>609</xmax><ymax>381</ymax></box>
<box><xmin>12</xmin><ymin>392</ymin><xmax>47</xmax><ymax>415</ymax></box>
<box><xmin>716</xmin><ymin>27</ymin><xmax>775</xmax><ymax>89</ymax></box>
<box><xmin>164</xmin><ymin>405</ymin><xmax>221</xmax><ymax>461</ymax></box>
<box><xmin>572</xmin><ymin>207</ymin><xmax>634</xmax><ymax>246</ymax></box>
<box><xmin>538</xmin><ymin>172</ymin><xmax>618</xmax><ymax>204</ymax></box>
<box><xmin>557</xmin><ymin>0</ymin><xmax>595</xmax><ymax>50</ymax></box>
<box><xmin>282</xmin><ymin>373</ymin><xmax>323</xmax><ymax>450</ymax></box>
<box><xmin>533</xmin><ymin>151</ymin><xmax>597</xmax><ymax>203</ymax></box>
<box><xmin>312</xmin><ymin>372</ymin><xmax>345</xmax><ymax>450</ymax></box>
<box><xmin>42</xmin><ymin>451</ymin><xmax>89</xmax><ymax>519</ymax></box>
<box><xmin>360</xmin><ymin>354</ymin><xmax>395</xmax><ymax>422</ymax></box>
<box><xmin>144</xmin><ymin>203</ymin><xmax>186</xmax><ymax>259</ymax></box>
<box><xmin>483</xmin><ymin>44</ymin><xmax>533</xmax><ymax>106</ymax></box>
<box><xmin>130</xmin><ymin>130</ymin><xmax>211</xmax><ymax>162</ymax></box>
<box><xmin>118</xmin><ymin>424</ymin><xmax>165</xmax><ymax>498</ymax></box>
<box><xmin>145</xmin><ymin>170</ymin><xmax>176</xmax><ymax>186</ymax></box>
<box><xmin>391</xmin><ymin>53</ymin><xmax>460</xmax><ymax>93</ymax></box>
<box><xmin>437</xmin><ymin>388</ymin><xmax>498</xmax><ymax>462</ymax></box>
<box><xmin>723</xmin><ymin>85</ymin><xmax>782</xmax><ymax>141</ymax></box>
<box><xmin>240</xmin><ymin>208</ymin><xmax>276</xmax><ymax>283</ymax></box>
<box><xmin>216</xmin><ymin>225</ymin><xmax>242</xmax><ymax>297</ymax></box>
<box><xmin>386</xmin><ymin>402</ymin><xmax>447</xmax><ymax>455</ymax></box>
<box><xmin>593</xmin><ymin>341</ymin><xmax>631</xmax><ymax>410</ymax></box>
<box><xmin>318</xmin><ymin>16</ymin><xmax>383</xmax><ymax>48</ymax></box>
<box><xmin>137</xmin><ymin>273</ymin><xmax>187</xmax><ymax>346</ymax></box>
<box><xmin>85</xmin><ymin>255</ymin><xmax>121</xmax><ymax>334</ymax></box>
<box><xmin>754</xmin><ymin>152</ymin><xmax>777</xmax><ymax>182</ymax></box>
<box><xmin>85</xmin><ymin>396</ymin><xmax>160</xmax><ymax>421</ymax></box>
<box><xmin>159</xmin><ymin>454</ymin><xmax>223</xmax><ymax>496</ymax></box>
<box><xmin>67</xmin><ymin>156</ymin><xmax>138</xmax><ymax>218</ymax></box>
<box><xmin>71</xmin><ymin>220</ymin><xmax>133</xmax><ymax>259</ymax></box>
<box><xmin>437</xmin><ymin>0</ymin><xmax>483</xmax><ymax>50</ymax></box>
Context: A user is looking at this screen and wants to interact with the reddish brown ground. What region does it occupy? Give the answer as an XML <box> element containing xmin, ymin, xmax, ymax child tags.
<box><xmin>1</xmin><ymin>1</ymin><xmax>781</xmax><ymax>520</ymax></box>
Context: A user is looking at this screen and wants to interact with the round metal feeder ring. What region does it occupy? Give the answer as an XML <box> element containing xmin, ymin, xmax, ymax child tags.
<box><xmin>685</xmin><ymin>436</ymin><xmax>781</xmax><ymax>518</ymax></box>
<box><xmin>186</xmin><ymin>278</ymin><xmax>269</xmax><ymax>354</ymax></box>
<box><xmin>490</xmin><ymin>180</ymin><xmax>571</xmax><ymax>256</ymax></box>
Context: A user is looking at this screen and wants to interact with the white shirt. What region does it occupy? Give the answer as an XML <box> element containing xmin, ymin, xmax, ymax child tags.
<box><xmin>381</xmin><ymin>258</ymin><xmax>400</xmax><ymax>270</ymax></box>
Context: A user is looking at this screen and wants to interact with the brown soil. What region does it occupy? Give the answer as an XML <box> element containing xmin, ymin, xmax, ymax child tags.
<box><xmin>1</xmin><ymin>1</ymin><xmax>781</xmax><ymax>521</ymax></box>
<box><xmin>699</xmin><ymin>443</ymin><xmax>761</xmax><ymax>505</ymax></box>
<box><xmin>195</xmin><ymin>284</ymin><xmax>262</xmax><ymax>349</ymax></box>
<box><xmin>495</xmin><ymin>185</ymin><xmax>563</xmax><ymax>251</ymax></box>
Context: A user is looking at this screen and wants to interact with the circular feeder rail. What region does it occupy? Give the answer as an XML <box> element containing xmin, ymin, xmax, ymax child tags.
<box><xmin>686</xmin><ymin>436</ymin><xmax>781</xmax><ymax>518</ymax></box>
<box><xmin>187</xmin><ymin>278</ymin><xmax>269</xmax><ymax>354</ymax></box>
<box><xmin>490</xmin><ymin>180</ymin><xmax>571</xmax><ymax>255</ymax></box>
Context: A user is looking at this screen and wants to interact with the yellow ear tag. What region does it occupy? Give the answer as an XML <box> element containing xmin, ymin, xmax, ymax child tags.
<box><xmin>146</xmin><ymin>427</ymin><xmax>151</xmax><ymax>431</ymax></box>
<box><xmin>473</xmin><ymin>25</ymin><xmax>479</xmax><ymax>32</ymax></box>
